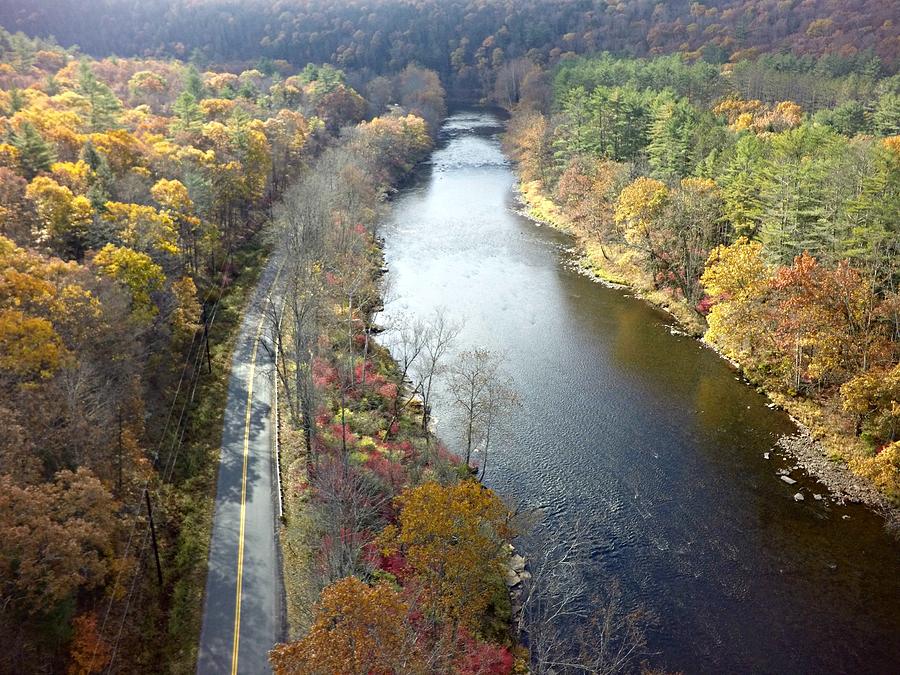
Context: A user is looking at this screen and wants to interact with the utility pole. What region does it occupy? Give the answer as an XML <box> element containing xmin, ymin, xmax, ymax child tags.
<box><xmin>204</xmin><ymin>320</ymin><xmax>213</xmax><ymax>373</ymax></box>
<box><xmin>144</xmin><ymin>489</ymin><xmax>163</xmax><ymax>587</ymax></box>
<box><xmin>116</xmin><ymin>407</ymin><xmax>123</xmax><ymax>496</ymax></box>
<box><xmin>202</xmin><ymin>304</ymin><xmax>213</xmax><ymax>374</ymax></box>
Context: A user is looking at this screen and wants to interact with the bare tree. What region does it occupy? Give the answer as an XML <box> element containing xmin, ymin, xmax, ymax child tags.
<box><xmin>269</xmin><ymin>172</ymin><xmax>330</xmax><ymax>462</ymax></box>
<box><xmin>381</xmin><ymin>314</ymin><xmax>428</xmax><ymax>432</ymax></box>
<box><xmin>308</xmin><ymin>457</ymin><xmax>388</xmax><ymax>585</ymax></box>
<box><xmin>479</xmin><ymin>376</ymin><xmax>519</xmax><ymax>481</ymax></box>
<box><xmin>519</xmin><ymin>525</ymin><xmax>654</xmax><ymax>674</ymax></box>
<box><xmin>411</xmin><ymin>309</ymin><xmax>461</xmax><ymax>436</ymax></box>
<box><xmin>493</xmin><ymin>57</ymin><xmax>534</xmax><ymax>109</ymax></box>
<box><xmin>448</xmin><ymin>347</ymin><xmax>519</xmax><ymax>476</ymax></box>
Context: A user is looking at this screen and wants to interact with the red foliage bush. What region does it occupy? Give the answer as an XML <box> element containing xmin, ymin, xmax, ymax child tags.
<box><xmin>377</xmin><ymin>382</ymin><xmax>399</xmax><ymax>399</ymax></box>
<box><xmin>452</xmin><ymin>630</ymin><xmax>515</xmax><ymax>675</ymax></box>
<box><xmin>365</xmin><ymin>452</ymin><xmax>408</xmax><ymax>491</ymax></box>
<box><xmin>696</xmin><ymin>294</ymin><xmax>715</xmax><ymax>315</ymax></box>
<box><xmin>365</xmin><ymin>542</ymin><xmax>412</xmax><ymax>580</ymax></box>
<box><xmin>312</xmin><ymin>357</ymin><xmax>339</xmax><ymax>387</ymax></box>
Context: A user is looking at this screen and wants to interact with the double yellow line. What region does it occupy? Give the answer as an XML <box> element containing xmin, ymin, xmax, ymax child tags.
<box><xmin>230</xmin><ymin>309</ymin><xmax>267</xmax><ymax>675</ymax></box>
<box><xmin>228</xmin><ymin>264</ymin><xmax>283</xmax><ymax>675</ymax></box>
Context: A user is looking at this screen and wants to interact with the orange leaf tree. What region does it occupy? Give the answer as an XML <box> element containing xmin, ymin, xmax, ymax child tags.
<box><xmin>269</xmin><ymin>576</ymin><xmax>424</xmax><ymax>675</ymax></box>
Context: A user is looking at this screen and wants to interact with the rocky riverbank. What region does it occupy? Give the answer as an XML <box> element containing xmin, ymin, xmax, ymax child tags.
<box><xmin>775</xmin><ymin>430</ymin><xmax>899</xmax><ymax>520</ymax></box>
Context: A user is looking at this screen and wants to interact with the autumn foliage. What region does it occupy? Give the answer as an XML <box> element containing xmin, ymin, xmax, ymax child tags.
<box><xmin>0</xmin><ymin>30</ymin><xmax>447</xmax><ymax>672</ymax></box>
<box><xmin>269</xmin><ymin>577</ymin><xmax>422</xmax><ymax>675</ymax></box>
<box><xmin>380</xmin><ymin>480</ymin><xmax>513</xmax><ymax>630</ymax></box>
<box><xmin>507</xmin><ymin>51</ymin><xmax>900</xmax><ymax>501</ymax></box>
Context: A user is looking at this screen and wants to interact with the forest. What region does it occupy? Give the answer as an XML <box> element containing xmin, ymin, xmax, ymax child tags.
<box><xmin>1</xmin><ymin>0</ymin><xmax>899</xmax><ymax>98</ymax></box>
<box><xmin>0</xmin><ymin>26</ymin><xmax>484</xmax><ymax>673</ymax></box>
<box><xmin>505</xmin><ymin>52</ymin><xmax>900</xmax><ymax>502</ymax></box>
<box><xmin>1</xmin><ymin>0</ymin><xmax>900</xmax><ymax>673</ymax></box>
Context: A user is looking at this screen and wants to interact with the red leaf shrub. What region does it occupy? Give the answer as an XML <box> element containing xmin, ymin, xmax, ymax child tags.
<box><xmin>453</xmin><ymin>630</ymin><xmax>515</xmax><ymax>675</ymax></box>
<box><xmin>378</xmin><ymin>382</ymin><xmax>398</xmax><ymax>399</ymax></box>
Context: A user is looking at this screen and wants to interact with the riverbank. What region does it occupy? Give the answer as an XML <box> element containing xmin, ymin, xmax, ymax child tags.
<box><xmin>514</xmin><ymin>180</ymin><xmax>707</xmax><ymax>335</ymax></box>
<box><xmin>270</xmin><ymin>109</ymin><xmax>526</xmax><ymax>672</ymax></box>
<box><xmin>513</xmin><ymin>175</ymin><xmax>899</xmax><ymax>523</ymax></box>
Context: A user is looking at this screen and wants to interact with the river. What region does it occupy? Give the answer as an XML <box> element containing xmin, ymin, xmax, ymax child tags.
<box><xmin>378</xmin><ymin>110</ymin><xmax>900</xmax><ymax>673</ymax></box>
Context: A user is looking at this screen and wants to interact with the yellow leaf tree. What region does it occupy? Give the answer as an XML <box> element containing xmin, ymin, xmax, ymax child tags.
<box><xmin>92</xmin><ymin>243</ymin><xmax>165</xmax><ymax>323</ymax></box>
<box><xmin>614</xmin><ymin>176</ymin><xmax>669</xmax><ymax>248</ymax></box>
<box><xmin>379</xmin><ymin>480</ymin><xmax>512</xmax><ymax>630</ymax></box>
<box><xmin>102</xmin><ymin>201</ymin><xmax>179</xmax><ymax>256</ymax></box>
<box><xmin>0</xmin><ymin>309</ymin><xmax>66</xmax><ymax>379</ymax></box>
<box><xmin>25</xmin><ymin>176</ymin><xmax>94</xmax><ymax>257</ymax></box>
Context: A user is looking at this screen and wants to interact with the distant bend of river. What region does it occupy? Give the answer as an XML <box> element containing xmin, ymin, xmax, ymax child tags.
<box><xmin>379</xmin><ymin>110</ymin><xmax>900</xmax><ymax>673</ymax></box>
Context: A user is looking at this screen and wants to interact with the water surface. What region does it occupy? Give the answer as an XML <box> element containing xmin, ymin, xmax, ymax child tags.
<box><xmin>380</xmin><ymin>110</ymin><xmax>900</xmax><ymax>673</ymax></box>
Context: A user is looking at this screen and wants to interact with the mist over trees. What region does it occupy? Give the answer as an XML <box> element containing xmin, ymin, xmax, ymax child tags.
<box><xmin>1</xmin><ymin>0</ymin><xmax>898</xmax><ymax>100</ymax></box>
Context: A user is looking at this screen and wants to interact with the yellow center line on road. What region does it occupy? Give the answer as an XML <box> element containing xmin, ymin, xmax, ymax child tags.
<box><xmin>228</xmin><ymin>262</ymin><xmax>284</xmax><ymax>675</ymax></box>
<box><xmin>230</xmin><ymin>309</ymin><xmax>268</xmax><ymax>675</ymax></box>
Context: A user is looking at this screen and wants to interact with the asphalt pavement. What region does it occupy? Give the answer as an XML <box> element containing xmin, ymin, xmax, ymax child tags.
<box><xmin>197</xmin><ymin>259</ymin><xmax>285</xmax><ymax>674</ymax></box>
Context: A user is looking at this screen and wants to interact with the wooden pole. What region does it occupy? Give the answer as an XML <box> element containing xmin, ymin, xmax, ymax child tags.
<box><xmin>144</xmin><ymin>490</ymin><xmax>163</xmax><ymax>587</ymax></box>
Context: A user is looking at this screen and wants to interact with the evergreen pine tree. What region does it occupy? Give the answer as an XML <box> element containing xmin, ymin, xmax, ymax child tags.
<box><xmin>12</xmin><ymin>122</ymin><xmax>56</xmax><ymax>178</ymax></box>
<box><xmin>720</xmin><ymin>134</ymin><xmax>765</xmax><ymax>237</ymax></box>
<box><xmin>648</xmin><ymin>98</ymin><xmax>698</xmax><ymax>180</ymax></box>
<box><xmin>44</xmin><ymin>74</ymin><xmax>60</xmax><ymax>96</ymax></box>
<box><xmin>7</xmin><ymin>86</ymin><xmax>24</xmax><ymax>113</ymax></box>
<box><xmin>80</xmin><ymin>141</ymin><xmax>114</xmax><ymax>209</ymax></box>
<box><xmin>77</xmin><ymin>62</ymin><xmax>122</xmax><ymax>131</ymax></box>
<box><xmin>757</xmin><ymin>126</ymin><xmax>832</xmax><ymax>264</ymax></box>
<box><xmin>172</xmin><ymin>92</ymin><xmax>204</xmax><ymax>133</ymax></box>
<box><xmin>874</xmin><ymin>93</ymin><xmax>900</xmax><ymax>136</ymax></box>
<box><xmin>184</xmin><ymin>64</ymin><xmax>205</xmax><ymax>101</ymax></box>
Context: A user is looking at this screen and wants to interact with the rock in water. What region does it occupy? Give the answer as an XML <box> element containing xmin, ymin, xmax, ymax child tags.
<box><xmin>794</xmin><ymin>492</ymin><xmax>805</xmax><ymax>501</ymax></box>
<box><xmin>781</xmin><ymin>475</ymin><xmax>797</xmax><ymax>485</ymax></box>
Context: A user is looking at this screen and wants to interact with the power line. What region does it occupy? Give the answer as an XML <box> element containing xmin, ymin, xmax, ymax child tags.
<box><xmin>94</xmin><ymin>264</ymin><xmax>230</xmax><ymax>671</ymax></box>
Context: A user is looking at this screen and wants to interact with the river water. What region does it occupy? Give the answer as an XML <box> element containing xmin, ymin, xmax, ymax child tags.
<box><xmin>379</xmin><ymin>110</ymin><xmax>900</xmax><ymax>673</ymax></box>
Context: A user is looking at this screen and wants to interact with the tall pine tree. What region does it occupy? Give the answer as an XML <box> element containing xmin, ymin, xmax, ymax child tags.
<box><xmin>77</xmin><ymin>62</ymin><xmax>122</xmax><ymax>132</ymax></box>
<box><xmin>12</xmin><ymin>122</ymin><xmax>55</xmax><ymax>178</ymax></box>
<box><xmin>648</xmin><ymin>98</ymin><xmax>699</xmax><ymax>180</ymax></box>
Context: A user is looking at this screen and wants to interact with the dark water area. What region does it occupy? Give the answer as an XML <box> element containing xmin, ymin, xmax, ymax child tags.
<box><xmin>379</xmin><ymin>110</ymin><xmax>900</xmax><ymax>674</ymax></box>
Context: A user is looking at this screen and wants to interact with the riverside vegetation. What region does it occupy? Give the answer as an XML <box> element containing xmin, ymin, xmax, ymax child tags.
<box><xmin>2</xmin><ymin>1</ymin><xmax>900</xmax><ymax>673</ymax></box>
<box><xmin>503</xmin><ymin>52</ymin><xmax>900</xmax><ymax>509</ymax></box>
<box><xmin>263</xmin><ymin>72</ymin><xmax>532</xmax><ymax>672</ymax></box>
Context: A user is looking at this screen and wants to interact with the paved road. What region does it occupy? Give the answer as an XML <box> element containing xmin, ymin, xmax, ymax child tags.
<box><xmin>197</xmin><ymin>260</ymin><xmax>285</xmax><ymax>675</ymax></box>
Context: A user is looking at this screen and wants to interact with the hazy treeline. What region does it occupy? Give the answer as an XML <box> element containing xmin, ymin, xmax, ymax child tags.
<box><xmin>1</xmin><ymin>0</ymin><xmax>898</xmax><ymax>99</ymax></box>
